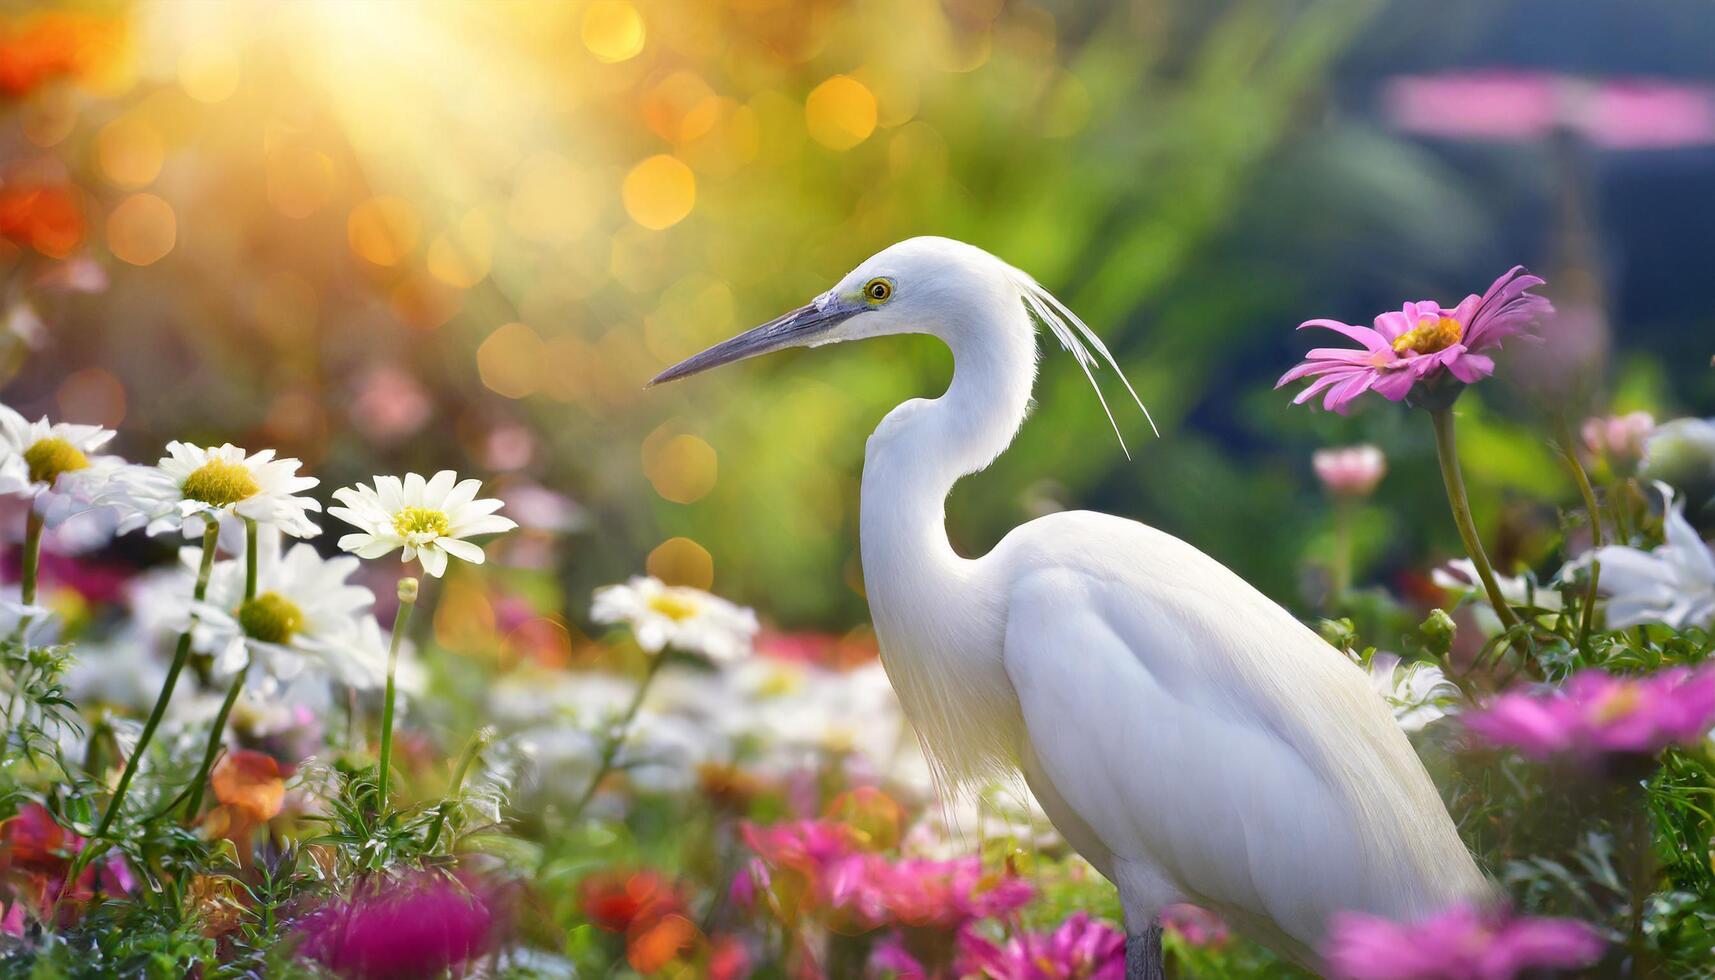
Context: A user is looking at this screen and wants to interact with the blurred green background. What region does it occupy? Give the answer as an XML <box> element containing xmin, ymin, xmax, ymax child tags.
<box><xmin>4</xmin><ymin>0</ymin><xmax>1713</xmax><ymax>635</ymax></box>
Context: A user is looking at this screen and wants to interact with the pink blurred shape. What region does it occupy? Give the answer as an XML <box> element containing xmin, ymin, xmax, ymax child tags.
<box><xmin>1386</xmin><ymin>70</ymin><xmax>1715</xmax><ymax>149</ymax></box>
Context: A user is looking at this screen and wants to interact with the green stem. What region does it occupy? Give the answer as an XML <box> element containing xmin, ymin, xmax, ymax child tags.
<box><xmin>375</xmin><ymin>578</ymin><xmax>418</xmax><ymax>811</ymax></box>
<box><xmin>91</xmin><ymin>522</ymin><xmax>221</xmax><ymax>839</ymax></box>
<box><xmin>180</xmin><ymin>519</ymin><xmax>261</xmax><ymax>821</ymax></box>
<box><xmin>1429</xmin><ymin>408</ymin><xmax>1520</xmax><ymax>631</ymax></box>
<box><xmin>568</xmin><ymin>653</ymin><xmax>666</xmax><ymax>821</ymax></box>
<box><xmin>1553</xmin><ymin>418</ymin><xmax>1605</xmax><ymax>652</ymax></box>
<box><xmin>424</xmin><ymin>726</ymin><xmax>491</xmax><ymax>853</ymax></box>
<box><xmin>179</xmin><ymin>667</ymin><xmax>246</xmax><ymax>821</ymax></box>
<box><xmin>20</xmin><ymin>510</ymin><xmax>42</xmax><ymax>608</ymax></box>
<box><xmin>243</xmin><ymin>518</ymin><xmax>257</xmax><ymax>601</ymax></box>
<box><xmin>1330</xmin><ymin>498</ymin><xmax>1354</xmax><ymax>601</ymax></box>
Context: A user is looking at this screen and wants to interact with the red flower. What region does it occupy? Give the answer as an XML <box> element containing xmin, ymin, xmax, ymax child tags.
<box><xmin>579</xmin><ymin>868</ymin><xmax>684</xmax><ymax>933</ymax></box>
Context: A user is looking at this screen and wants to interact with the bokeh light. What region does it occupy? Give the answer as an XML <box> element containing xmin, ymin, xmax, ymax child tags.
<box><xmin>105</xmin><ymin>192</ymin><xmax>175</xmax><ymax>265</ymax></box>
<box><xmin>646</xmin><ymin>535</ymin><xmax>713</xmax><ymax>589</ymax></box>
<box><xmin>581</xmin><ymin>0</ymin><xmax>645</xmax><ymax>63</ymax></box>
<box><xmin>347</xmin><ymin>196</ymin><xmax>420</xmax><ymax>267</ymax></box>
<box><xmin>622</xmin><ymin>155</ymin><xmax>695</xmax><ymax>230</ymax></box>
<box><xmin>805</xmin><ymin>75</ymin><xmax>877</xmax><ymax>151</ymax></box>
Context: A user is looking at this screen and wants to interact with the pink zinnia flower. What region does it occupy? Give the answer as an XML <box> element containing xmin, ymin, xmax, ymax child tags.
<box><xmin>1581</xmin><ymin>411</ymin><xmax>1654</xmax><ymax>469</ymax></box>
<box><xmin>1463</xmin><ymin>667</ymin><xmax>1715</xmax><ymax>760</ymax></box>
<box><xmin>1313</xmin><ymin>445</ymin><xmax>1387</xmax><ymax>497</ymax></box>
<box><xmin>961</xmin><ymin>912</ymin><xmax>1127</xmax><ymax>979</ymax></box>
<box><xmin>297</xmin><ymin>871</ymin><xmax>500</xmax><ymax>980</ymax></box>
<box><xmin>1325</xmin><ymin>904</ymin><xmax>1604</xmax><ymax>980</ymax></box>
<box><xmin>1277</xmin><ymin>268</ymin><xmax>1552</xmax><ymax>414</ymax></box>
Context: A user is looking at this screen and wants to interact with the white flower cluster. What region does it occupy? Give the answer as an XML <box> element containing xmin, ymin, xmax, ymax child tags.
<box><xmin>0</xmin><ymin>401</ymin><xmax>515</xmax><ymax>694</ymax></box>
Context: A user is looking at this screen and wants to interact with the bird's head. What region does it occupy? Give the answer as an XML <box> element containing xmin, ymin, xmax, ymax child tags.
<box><xmin>648</xmin><ymin>237</ymin><xmax>1010</xmax><ymax>386</ymax></box>
<box><xmin>649</xmin><ymin>235</ymin><xmax>1155</xmax><ymax>446</ymax></box>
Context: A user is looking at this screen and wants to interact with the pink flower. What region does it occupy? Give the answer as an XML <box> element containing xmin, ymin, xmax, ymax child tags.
<box><xmin>1161</xmin><ymin>904</ymin><xmax>1230</xmax><ymax>947</ymax></box>
<box><xmin>1277</xmin><ymin>268</ymin><xmax>1552</xmax><ymax>414</ymax></box>
<box><xmin>961</xmin><ymin>912</ymin><xmax>1127</xmax><ymax>979</ymax></box>
<box><xmin>1325</xmin><ymin>904</ymin><xmax>1604</xmax><ymax>980</ymax></box>
<box><xmin>1463</xmin><ymin>668</ymin><xmax>1715</xmax><ymax>760</ymax></box>
<box><xmin>736</xmin><ymin>821</ymin><xmax>1031</xmax><ymax>934</ymax></box>
<box><xmin>1313</xmin><ymin>445</ymin><xmax>1387</xmax><ymax>497</ymax></box>
<box><xmin>1581</xmin><ymin>411</ymin><xmax>1654</xmax><ymax>468</ymax></box>
<box><xmin>297</xmin><ymin>871</ymin><xmax>500</xmax><ymax>980</ymax></box>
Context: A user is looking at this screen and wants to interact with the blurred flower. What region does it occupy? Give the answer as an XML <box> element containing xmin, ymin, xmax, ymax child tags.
<box><xmin>592</xmin><ymin>576</ymin><xmax>757</xmax><ymax>662</ymax></box>
<box><xmin>1387</xmin><ymin>69</ymin><xmax>1715</xmax><ymax>150</ymax></box>
<box><xmin>3</xmin><ymin>302</ymin><xmax>44</xmax><ymax>349</ymax></box>
<box><xmin>961</xmin><ymin>911</ymin><xmax>1126</xmax><ymax>979</ymax></box>
<box><xmin>1582</xmin><ymin>483</ymin><xmax>1715</xmax><ymax>630</ymax></box>
<box><xmin>0</xmin><ymin>182</ymin><xmax>81</xmax><ymax>257</ymax></box>
<box><xmin>0</xmin><ymin>588</ymin><xmax>55</xmax><ymax>644</ymax></box>
<box><xmin>1581</xmin><ymin>411</ymin><xmax>1654</xmax><ymax>471</ymax></box>
<box><xmin>579</xmin><ymin>868</ymin><xmax>684</xmax><ymax>933</ymax></box>
<box><xmin>211</xmin><ymin>749</ymin><xmax>286</xmax><ymax>824</ymax></box>
<box><xmin>1325</xmin><ymin>903</ymin><xmax>1603</xmax><ymax>980</ymax></box>
<box><xmin>349</xmin><ymin>365</ymin><xmax>432</xmax><ymax>443</ymax></box>
<box><xmin>1161</xmin><ymin>904</ymin><xmax>1230</xmax><ymax>948</ymax></box>
<box><xmin>1640</xmin><ymin>418</ymin><xmax>1715</xmax><ymax>524</ymax></box>
<box><xmin>825</xmin><ymin>786</ymin><xmax>904</xmax><ymax>850</ymax></box>
<box><xmin>1313</xmin><ymin>445</ymin><xmax>1387</xmax><ymax>497</ymax></box>
<box><xmin>297</xmin><ymin>872</ymin><xmax>499</xmax><ymax>980</ymax></box>
<box><xmin>1464</xmin><ymin>667</ymin><xmax>1715</xmax><ymax>760</ymax></box>
<box><xmin>0</xmin><ymin>405</ymin><xmax>125</xmax><ymax>528</ymax></box>
<box><xmin>1433</xmin><ymin>559</ymin><xmax>1561</xmax><ymax>633</ymax></box>
<box><xmin>0</xmin><ymin>13</ymin><xmax>117</xmax><ymax>98</ymax></box>
<box><xmin>33</xmin><ymin>258</ymin><xmax>107</xmax><ymax>294</ymax></box>
<box><xmin>497</xmin><ymin>481</ymin><xmax>586</xmax><ymax>534</ymax></box>
<box><xmin>1277</xmin><ymin>268</ymin><xmax>1551</xmax><ymax>413</ymax></box>
<box><xmin>330</xmin><ymin>470</ymin><xmax>515</xmax><ymax>577</ymax></box>
<box><xmin>116</xmin><ymin>442</ymin><xmax>320</xmax><ymax>539</ymax></box>
<box><xmin>188</xmin><ymin>543</ymin><xmax>379</xmax><ymax>689</ymax></box>
<box><xmin>1365</xmin><ymin>653</ymin><xmax>1462</xmax><ymax>733</ymax></box>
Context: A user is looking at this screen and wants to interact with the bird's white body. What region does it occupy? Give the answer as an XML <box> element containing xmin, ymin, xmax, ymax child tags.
<box><xmin>655</xmin><ymin>236</ymin><xmax>1488</xmax><ymax>969</ymax></box>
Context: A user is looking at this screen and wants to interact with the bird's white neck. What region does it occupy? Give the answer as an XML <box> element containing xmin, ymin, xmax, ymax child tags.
<box><xmin>858</xmin><ymin>300</ymin><xmax>1036</xmax><ymax>787</ymax></box>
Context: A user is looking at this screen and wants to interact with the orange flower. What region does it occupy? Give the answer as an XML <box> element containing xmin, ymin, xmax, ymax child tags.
<box><xmin>211</xmin><ymin>750</ymin><xmax>286</xmax><ymax>823</ymax></box>
<box><xmin>627</xmin><ymin>912</ymin><xmax>700</xmax><ymax>974</ymax></box>
<box><xmin>0</xmin><ymin>183</ymin><xmax>82</xmax><ymax>258</ymax></box>
<box><xmin>824</xmin><ymin>786</ymin><xmax>902</xmax><ymax>851</ymax></box>
<box><xmin>579</xmin><ymin>868</ymin><xmax>683</xmax><ymax>933</ymax></box>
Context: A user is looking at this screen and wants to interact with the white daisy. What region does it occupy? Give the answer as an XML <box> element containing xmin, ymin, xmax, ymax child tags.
<box><xmin>187</xmin><ymin>542</ymin><xmax>378</xmax><ymax>690</ymax></box>
<box><xmin>1364</xmin><ymin>652</ymin><xmax>1462</xmax><ymax>733</ymax></box>
<box><xmin>328</xmin><ymin>470</ymin><xmax>516</xmax><ymax>577</ymax></box>
<box><xmin>590</xmin><ymin>576</ymin><xmax>758</xmax><ymax>662</ymax></box>
<box><xmin>1582</xmin><ymin>483</ymin><xmax>1715</xmax><ymax>631</ymax></box>
<box><xmin>115</xmin><ymin>442</ymin><xmax>321</xmax><ymax>539</ymax></box>
<box><xmin>1</xmin><ymin>588</ymin><xmax>56</xmax><ymax>645</ymax></box>
<box><xmin>0</xmin><ymin>405</ymin><xmax>127</xmax><ymax>528</ymax></box>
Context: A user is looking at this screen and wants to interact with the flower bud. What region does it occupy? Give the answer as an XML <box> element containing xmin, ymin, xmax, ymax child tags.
<box><xmin>397</xmin><ymin>577</ymin><xmax>420</xmax><ymax>603</ymax></box>
<box><xmin>1313</xmin><ymin>445</ymin><xmax>1387</xmax><ymax>498</ymax></box>
<box><xmin>1419</xmin><ymin>608</ymin><xmax>1457</xmax><ymax>657</ymax></box>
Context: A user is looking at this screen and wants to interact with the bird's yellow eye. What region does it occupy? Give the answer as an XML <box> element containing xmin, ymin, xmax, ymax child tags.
<box><xmin>864</xmin><ymin>278</ymin><xmax>893</xmax><ymax>303</ymax></box>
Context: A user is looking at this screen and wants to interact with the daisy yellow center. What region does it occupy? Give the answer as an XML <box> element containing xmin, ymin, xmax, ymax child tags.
<box><xmin>392</xmin><ymin>505</ymin><xmax>450</xmax><ymax>538</ymax></box>
<box><xmin>1591</xmin><ymin>686</ymin><xmax>1642</xmax><ymax>725</ymax></box>
<box><xmin>237</xmin><ymin>591</ymin><xmax>304</xmax><ymax>644</ymax></box>
<box><xmin>1392</xmin><ymin>316</ymin><xmax>1463</xmax><ymax>355</ymax></box>
<box><xmin>182</xmin><ymin>459</ymin><xmax>260</xmax><ymax>506</ymax></box>
<box><xmin>647</xmin><ymin>593</ymin><xmax>700</xmax><ymax>622</ymax></box>
<box><xmin>23</xmin><ymin>437</ymin><xmax>89</xmax><ymax>486</ymax></box>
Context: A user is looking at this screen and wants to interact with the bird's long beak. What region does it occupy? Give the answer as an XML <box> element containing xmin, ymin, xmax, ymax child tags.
<box><xmin>649</xmin><ymin>296</ymin><xmax>860</xmax><ymax>386</ymax></box>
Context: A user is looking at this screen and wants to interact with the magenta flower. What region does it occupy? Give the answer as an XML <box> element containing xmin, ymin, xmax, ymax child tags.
<box><xmin>840</xmin><ymin>855</ymin><xmax>1034</xmax><ymax>931</ymax></box>
<box><xmin>1161</xmin><ymin>903</ymin><xmax>1230</xmax><ymax>948</ymax></box>
<box><xmin>1325</xmin><ymin>904</ymin><xmax>1604</xmax><ymax>980</ymax></box>
<box><xmin>1581</xmin><ymin>411</ymin><xmax>1655</xmax><ymax>470</ymax></box>
<box><xmin>1277</xmin><ymin>268</ymin><xmax>1552</xmax><ymax>413</ymax></box>
<box><xmin>1463</xmin><ymin>667</ymin><xmax>1715</xmax><ymax>760</ymax></box>
<box><xmin>297</xmin><ymin>871</ymin><xmax>500</xmax><ymax>980</ymax></box>
<box><xmin>961</xmin><ymin>912</ymin><xmax>1126</xmax><ymax>979</ymax></box>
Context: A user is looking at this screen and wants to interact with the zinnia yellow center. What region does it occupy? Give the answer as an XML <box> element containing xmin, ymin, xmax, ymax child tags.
<box><xmin>1392</xmin><ymin>316</ymin><xmax>1463</xmax><ymax>355</ymax></box>
<box><xmin>237</xmin><ymin>591</ymin><xmax>304</xmax><ymax>644</ymax></box>
<box><xmin>647</xmin><ymin>593</ymin><xmax>700</xmax><ymax>622</ymax></box>
<box><xmin>22</xmin><ymin>437</ymin><xmax>89</xmax><ymax>486</ymax></box>
<box><xmin>1591</xmin><ymin>687</ymin><xmax>1642</xmax><ymax>725</ymax></box>
<box><xmin>392</xmin><ymin>506</ymin><xmax>450</xmax><ymax>537</ymax></box>
<box><xmin>182</xmin><ymin>459</ymin><xmax>261</xmax><ymax>506</ymax></box>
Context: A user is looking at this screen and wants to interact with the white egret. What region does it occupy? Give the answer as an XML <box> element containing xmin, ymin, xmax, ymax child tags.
<box><xmin>651</xmin><ymin>237</ymin><xmax>1486</xmax><ymax>977</ymax></box>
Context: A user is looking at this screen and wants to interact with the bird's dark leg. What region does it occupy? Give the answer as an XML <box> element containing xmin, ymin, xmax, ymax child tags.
<box><xmin>1126</xmin><ymin>922</ymin><xmax>1165</xmax><ymax>980</ymax></box>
